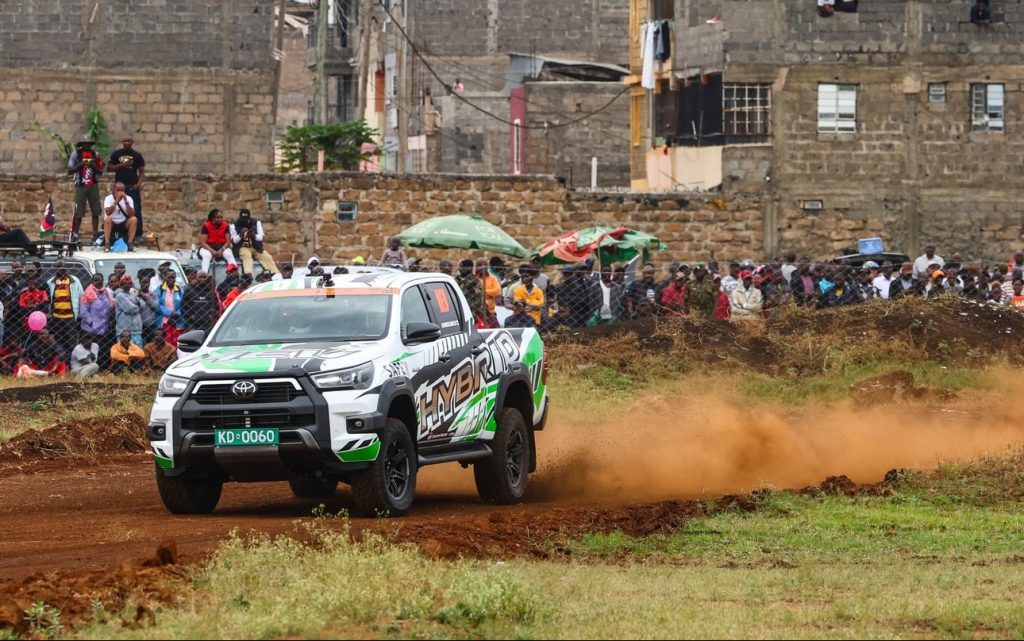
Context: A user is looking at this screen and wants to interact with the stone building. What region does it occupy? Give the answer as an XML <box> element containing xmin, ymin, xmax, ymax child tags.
<box><xmin>0</xmin><ymin>0</ymin><xmax>278</xmax><ymax>175</ymax></box>
<box><xmin>628</xmin><ymin>0</ymin><xmax>1024</xmax><ymax>257</ymax></box>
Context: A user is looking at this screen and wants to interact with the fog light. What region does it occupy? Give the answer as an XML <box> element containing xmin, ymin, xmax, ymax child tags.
<box><xmin>149</xmin><ymin>423</ymin><xmax>167</xmax><ymax>440</ymax></box>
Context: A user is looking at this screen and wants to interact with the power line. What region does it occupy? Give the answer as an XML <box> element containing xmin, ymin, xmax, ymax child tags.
<box><xmin>377</xmin><ymin>0</ymin><xmax>630</xmax><ymax>131</ymax></box>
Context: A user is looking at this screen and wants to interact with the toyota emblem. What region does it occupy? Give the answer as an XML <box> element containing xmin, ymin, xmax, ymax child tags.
<box><xmin>231</xmin><ymin>380</ymin><xmax>258</xmax><ymax>400</ymax></box>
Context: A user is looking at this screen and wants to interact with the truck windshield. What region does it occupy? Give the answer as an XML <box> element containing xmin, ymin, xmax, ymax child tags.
<box><xmin>208</xmin><ymin>293</ymin><xmax>392</xmax><ymax>346</ymax></box>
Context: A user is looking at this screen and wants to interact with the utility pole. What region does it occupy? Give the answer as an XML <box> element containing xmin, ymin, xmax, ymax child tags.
<box><xmin>314</xmin><ymin>0</ymin><xmax>329</xmax><ymax>125</ymax></box>
<box><xmin>396</xmin><ymin>0</ymin><xmax>410</xmax><ymax>173</ymax></box>
<box><xmin>271</xmin><ymin>0</ymin><xmax>287</xmax><ymax>141</ymax></box>
<box><xmin>355</xmin><ymin>0</ymin><xmax>374</xmax><ymax>121</ymax></box>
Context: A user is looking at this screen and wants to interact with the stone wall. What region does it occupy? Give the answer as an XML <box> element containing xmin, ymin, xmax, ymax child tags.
<box><xmin>0</xmin><ymin>0</ymin><xmax>277</xmax><ymax>175</ymax></box>
<box><xmin>0</xmin><ymin>173</ymin><xmax>764</xmax><ymax>265</ymax></box>
<box><xmin>0</xmin><ymin>69</ymin><xmax>276</xmax><ymax>176</ymax></box>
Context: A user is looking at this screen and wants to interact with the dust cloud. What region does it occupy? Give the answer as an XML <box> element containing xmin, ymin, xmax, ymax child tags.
<box><xmin>417</xmin><ymin>384</ymin><xmax>1024</xmax><ymax>503</ymax></box>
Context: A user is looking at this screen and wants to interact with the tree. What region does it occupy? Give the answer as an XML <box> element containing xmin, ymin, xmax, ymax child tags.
<box><xmin>34</xmin><ymin>108</ymin><xmax>112</xmax><ymax>166</ymax></box>
<box><xmin>276</xmin><ymin>120</ymin><xmax>379</xmax><ymax>172</ymax></box>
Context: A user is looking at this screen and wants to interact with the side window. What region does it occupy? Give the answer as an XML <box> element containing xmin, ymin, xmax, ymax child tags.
<box><xmin>425</xmin><ymin>282</ymin><xmax>464</xmax><ymax>337</ymax></box>
<box><xmin>400</xmin><ymin>287</ymin><xmax>432</xmax><ymax>340</ymax></box>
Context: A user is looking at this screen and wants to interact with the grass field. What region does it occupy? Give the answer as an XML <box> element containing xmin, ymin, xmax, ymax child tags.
<box><xmin>73</xmin><ymin>451</ymin><xmax>1024</xmax><ymax>640</ymax></box>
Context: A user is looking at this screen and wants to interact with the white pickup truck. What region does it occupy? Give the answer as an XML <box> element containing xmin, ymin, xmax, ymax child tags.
<box><xmin>148</xmin><ymin>271</ymin><xmax>549</xmax><ymax>516</ymax></box>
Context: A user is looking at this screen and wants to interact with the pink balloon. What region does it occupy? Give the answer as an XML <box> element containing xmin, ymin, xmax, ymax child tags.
<box><xmin>27</xmin><ymin>311</ymin><xmax>47</xmax><ymax>332</ymax></box>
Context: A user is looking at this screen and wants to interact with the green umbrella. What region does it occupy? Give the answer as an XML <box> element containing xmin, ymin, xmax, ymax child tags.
<box><xmin>398</xmin><ymin>214</ymin><xmax>529</xmax><ymax>258</ymax></box>
<box><xmin>597</xmin><ymin>229</ymin><xmax>664</xmax><ymax>265</ymax></box>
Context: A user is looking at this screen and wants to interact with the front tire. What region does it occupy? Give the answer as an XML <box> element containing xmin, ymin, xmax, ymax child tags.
<box><xmin>474</xmin><ymin>407</ymin><xmax>530</xmax><ymax>504</ymax></box>
<box><xmin>155</xmin><ymin>465</ymin><xmax>223</xmax><ymax>514</ymax></box>
<box><xmin>289</xmin><ymin>478</ymin><xmax>339</xmax><ymax>499</ymax></box>
<box><xmin>350</xmin><ymin>419</ymin><xmax>417</xmax><ymax>517</ymax></box>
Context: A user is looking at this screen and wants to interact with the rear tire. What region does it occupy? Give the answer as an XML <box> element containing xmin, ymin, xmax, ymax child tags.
<box><xmin>155</xmin><ymin>465</ymin><xmax>223</xmax><ymax>514</ymax></box>
<box><xmin>289</xmin><ymin>478</ymin><xmax>339</xmax><ymax>499</ymax></box>
<box><xmin>350</xmin><ymin>419</ymin><xmax>417</xmax><ymax>517</ymax></box>
<box><xmin>474</xmin><ymin>407</ymin><xmax>530</xmax><ymax>505</ymax></box>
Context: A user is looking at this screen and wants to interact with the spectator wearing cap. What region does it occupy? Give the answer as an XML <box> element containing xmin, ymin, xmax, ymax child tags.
<box><xmin>183</xmin><ymin>266</ymin><xmax>198</xmax><ymax>288</ymax></box>
<box><xmin>873</xmin><ymin>262</ymin><xmax>894</xmax><ymax>300</ymax></box>
<box><xmin>504</xmin><ymin>300</ymin><xmax>537</xmax><ymax>329</ymax></box>
<box><xmin>684</xmin><ymin>265</ymin><xmax>717</xmax><ymax>319</ymax></box>
<box><xmin>198</xmin><ymin>208</ymin><xmax>238</xmax><ymax>275</ymax></box>
<box><xmin>67</xmin><ymin>135</ymin><xmax>105</xmax><ymax>242</ymax></box>
<box><xmin>730</xmin><ymin>271</ymin><xmax>763</xmax><ymax>320</ymax></box>
<box><xmin>150</xmin><ymin>262</ymin><xmax>173</xmax><ymax>293</ymax></box>
<box><xmin>378</xmin><ymin>237</ymin><xmax>408</xmax><ymax>269</ymax></box>
<box><xmin>110</xmin><ymin>330</ymin><xmax>146</xmax><ymax>373</ymax></box>
<box><xmin>489</xmin><ymin>256</ymin><xmax>509</xmax><ymax>285</ymax></box>
<box><xmin>889</xmin><ymin>262</ymin><xmax>918</xmax><ymax>299</ymax></box>
<box><xmin>438</xmin><ymin>259</ymin><xmax>454</xmax><ymax>276</ymax></box>
<box><xmin>272</xmin><ymin>263</ymin><xmax>295</xmax><ymax>281</ymax></box>
<box><xmin>912</xmin><ymin>245</ymin><xmax>944</xmax><ymax>279</ymax></box>
<box><xmin>217</xmin><ymin>263</ymin><xmax>240</xmax><ymax>303</ymax></box>
<box><xmin>230</xmin><ymin>208</ymin><xmax>280</xmax><ymax>276</ymax></box>
<box><xmin>659</xmin><ymin>269</ymin><xmax>687</xmax><ymax>316</ymax></box>
<box><xmin>114</xmin><ymin>275</ymin><xmax>144</xmax><ymax>348</ymax></box>
<box><xmin>46</xmin><ymin>259</ymin><xmax>84</xmax><ymax>356</ymax></box>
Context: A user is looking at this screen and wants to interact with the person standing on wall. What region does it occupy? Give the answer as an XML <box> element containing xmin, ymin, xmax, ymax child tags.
<box><xmin>229</xmin><ymin>209</ymin><xmax>279</xmax><ymax>276</ymax></box>
<box><xmin>107</xmin><ymin>134</ymin><xmax>146</xmax><ymax>245</ymax></box>
<box><xmin>67</xmin><ymin>135</ymin><xmax>105</xmax><ymax>243</ymax></box>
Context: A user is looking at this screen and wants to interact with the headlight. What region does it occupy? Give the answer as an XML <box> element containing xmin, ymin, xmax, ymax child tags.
<box><xmin>311</xmin><ymin>362</ymin><xmax>374</xmax><ymax>391</ymax></box>
<box><xmin>158</xmin><ymin>374</ymin><xmax>190</xmax><ymax>397</ymax></box>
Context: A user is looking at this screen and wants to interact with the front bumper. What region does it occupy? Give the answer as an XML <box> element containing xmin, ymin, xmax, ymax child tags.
<box><xmin>149</xmin><ymin>371</ymin><xmax>385</xmax><ymax>481</ymax></box>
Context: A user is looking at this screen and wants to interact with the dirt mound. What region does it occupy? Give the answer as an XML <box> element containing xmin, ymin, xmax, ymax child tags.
<box><xmin>0</xmin><ymin>544</ymin><xmax>185</xmax><ymax>636</ymax></box>
<box><xmin>0</xmin><ymin>382</ymin><xmax>148</xmax><ymax>405</ymax></box>
<box><xmin>0</xmin><ymin>413</ymin><xmax>148</xmax><ymax>472</ymax></box>
<box><xmin>548</xmin><ymin>297</ymin><xmax>1024</xmax><ymax>375</ymax></box>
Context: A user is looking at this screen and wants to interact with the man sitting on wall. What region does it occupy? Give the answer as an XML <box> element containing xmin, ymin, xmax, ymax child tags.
<box><xmin>971</xmin><ymin>0</ymin><xmax>992</xmax><ymax>25</ymax></box>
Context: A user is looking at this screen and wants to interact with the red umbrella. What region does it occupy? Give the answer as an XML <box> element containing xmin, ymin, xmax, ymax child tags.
<box><xmin>533</xmin><ymin>227</ymin><xmax>630</xmax><ymax>265</ymax></box>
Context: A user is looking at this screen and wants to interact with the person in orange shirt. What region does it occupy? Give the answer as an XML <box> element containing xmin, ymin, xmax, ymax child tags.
<box><xmin>475</xmin><ymin>258</ymin><xmax>501</xmax><ymax>327</ymax></box>
<box><xmin>512</xmin><ymin>267</ymin><xmax>545</xmax><ymax>325</ymax></box>
<box><xmin>110</xmin><ymin>329</ymin><xmax>147</xmax><ymax>373</ymax></box>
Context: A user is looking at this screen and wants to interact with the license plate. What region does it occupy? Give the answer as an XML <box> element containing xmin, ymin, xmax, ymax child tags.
<box><xmin>214</xmin><ymin>428</ymin><xmax>279</xmax><ymax>447</ymax></box>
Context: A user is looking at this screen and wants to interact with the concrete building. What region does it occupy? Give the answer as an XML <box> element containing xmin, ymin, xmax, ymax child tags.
<box><xmin>0</xmin><ymin>0</ymin><xmax>280</xmax><ymax>175</ymax></box>
<box><xmin>628</xmin><ymin>0</ymin><xmax>1024</xmax><ymax>255</ymax></box>
<box><xmin>323</xmin><ymin>0</ymin><xmax>633</xmax><ymax>186</ymax></box>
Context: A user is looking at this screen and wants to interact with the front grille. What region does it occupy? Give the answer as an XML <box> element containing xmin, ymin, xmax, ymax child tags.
<box><xmin>182</xmin><ymin>410</ymin><xmax>316</xmax><ymax>432</ymax></box>
<box><xmin>191</xmin><ymin>381</ymin><xmax>305</xmax><ymax>404</ymax></box>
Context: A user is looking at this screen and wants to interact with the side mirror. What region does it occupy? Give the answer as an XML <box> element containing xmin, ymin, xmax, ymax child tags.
<box><xmin>177</xmin><ymin>330</ymin><xmax>206</xmax><ymax>353</ymax></box>
<box><xmin>404</xmin><ymin>321</ymin><xmax>441</xmax><ymax>344</ymax></box>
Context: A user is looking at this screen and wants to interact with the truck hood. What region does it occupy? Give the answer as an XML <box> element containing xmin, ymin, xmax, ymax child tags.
<box><xmin>168</xmin><ymin>341</ymin><xmax>388</xmax><ymax>377</ymax></box>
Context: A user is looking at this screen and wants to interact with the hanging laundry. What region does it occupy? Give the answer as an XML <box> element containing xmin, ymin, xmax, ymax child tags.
<box><xmin>654</xmin><ymin>20</ymin><xmax>671</xmax><ymax>61</ymax></box>
<box><xmin>640</xmin><ymin>20</ymin><xmax>657</xmax><ymax>89</ymax></box>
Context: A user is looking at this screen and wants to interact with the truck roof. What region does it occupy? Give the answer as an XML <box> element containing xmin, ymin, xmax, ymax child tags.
<box><xmin>246</xmin><ymin>271</ymin><xmax>450</xmax><ymax>297</ymax></box>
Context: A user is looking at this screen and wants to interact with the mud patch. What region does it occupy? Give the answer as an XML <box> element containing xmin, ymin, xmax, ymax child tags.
<box><xmin>0</xmin><ymin>546</ymin><xmax>187</xmax><ymax>636</ymax></box>
<box><xmin>0</xmin><ymin>413</ymin><xmax>148</xmax><ymax>473</ymax></box>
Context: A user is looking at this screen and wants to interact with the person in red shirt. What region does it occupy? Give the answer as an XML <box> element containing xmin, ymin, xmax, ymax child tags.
<box><xmin>713</xmin><ymin>276</ymin><xmax>731</xmax><ymax>320</ymax></box>
<box><xmin>659</xmin><ymin>270</ymin><xmax>687</xmax><ymax>316</ymax></box>
<box><xmin>198</xmin><ymin>208</ymin><xmax>238</xmax><ymax>275</ymax></box>
<box><xmin>19</xmin><ymin>278</ymin><xmax>49</xmax><ymax>315</ymax></box>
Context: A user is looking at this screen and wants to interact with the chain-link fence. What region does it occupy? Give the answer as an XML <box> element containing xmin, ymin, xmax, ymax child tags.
<box><xmin>3</xmin><ymin>254</ymin><xmax>1022</xmax><ymax>377</ymax></box>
